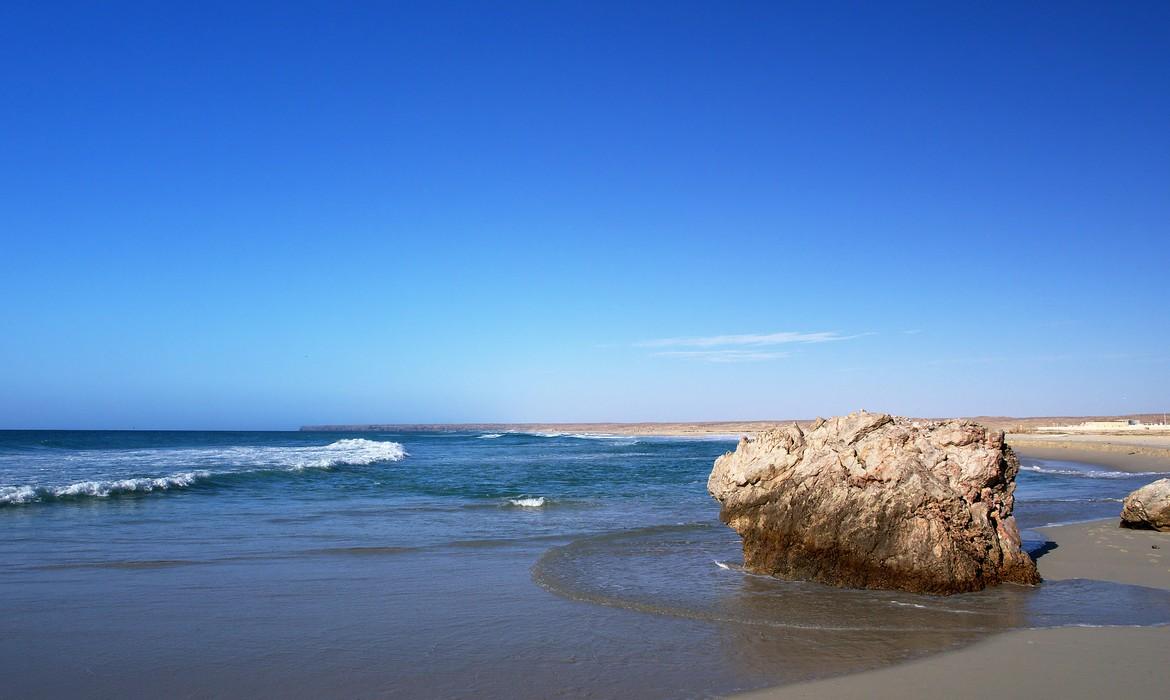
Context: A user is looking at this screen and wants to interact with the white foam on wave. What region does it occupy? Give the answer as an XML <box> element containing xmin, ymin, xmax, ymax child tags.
<box><xmin>0</xmin><ymin>485</ymin><xmax>38</xmax><ymax>505</ymax></box>
<box><xmin>1039</xmin><ymin>517</ymin><xmax>1119</xmax><ymax>528</ymax></box>
<box><xmin>1021</xmin><ymin>464</ymin><xmax>1161</xmax><ymax>479</ymax></box>
<box><xmin>566</xmin><ymin>433</ymin><xmax>639</xmax><ymax>442</ymax></box>
<box><xmin>1035</xmin><ymin>497</ymin><xmax>1124</xmax><ymax>503</ymax></box>
<box><xmin>509</xmin><ymin>497</ymin><xmax>546</xmax><ymax>508</ymax></box>
<box><xmin>888</xmin><ymin>600</ymin><xmax>980</xmax><ymax>614</ymax></box>
<box><xmin>889</xmin><ymin>601</ymin><xmax>929</xmax><ymax>609</ymax></box>
<box><xmin>121</xmin><ymin>438</ymin><xmax>406</xmax><ymax>471</ymax></box>
<box><xmin>639</xmin><ymin>434</ymin><xmax>743</xmax><ymax>442</ymax></box>
<box><xmin>712</xmin><ymin>560</ymin><xmax>773</xmax><ymax>578</ymax></box>
<box><xmin>478</xmin><ymin>433</ymin><xmax>503</xmax><ymax>439</ymax></box>
<box><xmin>512</xmin><ymin>431</ymin><xmax>638</xmax><ymax>443</ymax></box>
<box><xmin>0</xmin><ymin>439</ymin><xmax>407</xmax><ymax>506</ymax></box>
<box><xmin>1</xmin><ymin>471</ymin><xmax>212</xmax><ymax>504</ymax></box>
<box><xmin>276</xmin><ymin>438</ymin><xmax>407</xmax><ymax>469</ymax></box>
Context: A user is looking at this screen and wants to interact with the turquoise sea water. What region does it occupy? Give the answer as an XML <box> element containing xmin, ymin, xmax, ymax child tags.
<box><xmin>1</xmin><ymin>430</ymin><xmax>1168</xmax><ymax>698</ymax></box>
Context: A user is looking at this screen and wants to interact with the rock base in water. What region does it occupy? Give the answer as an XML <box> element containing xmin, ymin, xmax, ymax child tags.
<box><xmin>707</xmin><ymin>411</ymin><xmax>1041</xmax><ymax>595</ymax></box>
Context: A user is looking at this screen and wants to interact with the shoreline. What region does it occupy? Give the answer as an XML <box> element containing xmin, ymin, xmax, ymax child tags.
<box><xmin>299</xmin><ymin>413</ymin><xmax>1169</xmax><ymax>438</ymax></box>
<box><xmin>299</xmin><ymin>421</ymin><xmax>790</xmax><ymax>436</ymax></box>
<box><xmin>730</xmin><ymin>445</ymin><xmax>1170</xmax><ymax>700</ymax></box>
<box><xmin>732</xmin><ymin>519</ymin><xmax>1170</xmax><ymax>699</ymax></box>
<box><xmin>1008</xmin><ymin>433</ymin><xmax>1170</xmax><ymax>473</ymax></box>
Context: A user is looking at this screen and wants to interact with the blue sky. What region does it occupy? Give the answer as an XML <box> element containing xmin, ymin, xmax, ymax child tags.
<box><xmin>2</xmin><ymin>1</ymin><xmax>1168</xmax><ymax>429</ymax></box>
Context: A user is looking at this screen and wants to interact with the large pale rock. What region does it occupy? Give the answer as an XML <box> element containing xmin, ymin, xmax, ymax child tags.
<box><xmin>1120</xmin><ymin>479</ymin><xmax>1170</xmax><ymax>531</ymax></box>
<box><xmin>708</xmin><ymin>411</ymin><xmax>1040</xmax><ymax>595</ymax></box>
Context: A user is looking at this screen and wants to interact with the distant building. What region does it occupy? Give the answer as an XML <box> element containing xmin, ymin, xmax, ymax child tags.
<box><xmin>1035</xmin><ymin>418</ymin><xmax>1168</xmax><ymax>433</ymax></box>
<box><xmin>1079</xmin><ymin>420</ymin><xmax>1138</xmax><ymax>429</ymax></box>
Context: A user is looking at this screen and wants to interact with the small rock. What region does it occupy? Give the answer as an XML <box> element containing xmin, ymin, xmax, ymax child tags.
<box><xmin>1120</xmin><ymin>479</ymin><xmax>1170</xmax><ymax>532</ymax></box>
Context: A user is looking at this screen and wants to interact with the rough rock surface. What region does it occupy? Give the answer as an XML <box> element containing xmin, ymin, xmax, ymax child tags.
<box><xmin>1120</xmin><ymin>479</ymin><xmax>1170</xmax><ymax>531</ymax></box>
<box><xmin>708</xmin><ymin>411</ymin><xmax>1040</xmax><ymax>595</ymax></box>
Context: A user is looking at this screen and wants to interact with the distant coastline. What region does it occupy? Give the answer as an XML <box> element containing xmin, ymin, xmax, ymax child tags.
<box><xmin>300</xmin><ymin>413</ymin><xmax>1169</xmax><ymax>436</ymax></box>
<box><xmin>300</xmin><ymin>416</ymin><xmax>1170</xmax><ymax>471</ymax></box>
<box><xmin>298</xmin><ymin>421</ymin><xmax>783</xmax><ymax>436</ymax></box>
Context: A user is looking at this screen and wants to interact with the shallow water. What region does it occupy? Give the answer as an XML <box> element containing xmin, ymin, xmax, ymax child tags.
<box><xmin>1</xmin><ymin>430</ymin><xmax>1166</xmax><ymax>698</ymax></box>
<box><xmin>534</xmin><ymin>523</ymin><xmax>1170</xmax><ymax>632</ymax></box>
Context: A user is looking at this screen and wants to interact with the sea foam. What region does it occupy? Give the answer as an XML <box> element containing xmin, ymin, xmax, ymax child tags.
<box><xmin>272</xmin><ymin>438</ymin><xmax>407</xmax><ymax>469</ymax></box>
<box><xmin>0</xmin><ymin>439</ymin><xmax>407</xmax><ymax>506</ymax></box>
<box><xmin>512</xmin><ymin>431</ymin><xmax>638</xmax><ymax>443</ymax></box>
<box><xmin>509</xmin><ymin>497</ymin><xmax>546</xmax><ymax>507</ymax></box>
<box><xmin>1021</xmin><ymin>464</ymin><xmax>1162</xmax><ymax>479</ymax></box>
<box><xmin>1</xmin><ymin>471</ymin><xmax>214</xmax><ymax>505</ymax></box>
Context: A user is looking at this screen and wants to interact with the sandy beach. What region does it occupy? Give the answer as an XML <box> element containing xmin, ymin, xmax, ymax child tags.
<box><xmin>733</xmin><ymin>447</ymin><xmax>1170</xmax><ymax>700</ymax></box>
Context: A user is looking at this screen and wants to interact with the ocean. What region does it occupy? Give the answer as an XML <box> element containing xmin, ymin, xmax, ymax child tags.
<box><xmin>2</xmin><ymin>430</ymin><xmax>1169</xmax><ymax>698</ymax></box>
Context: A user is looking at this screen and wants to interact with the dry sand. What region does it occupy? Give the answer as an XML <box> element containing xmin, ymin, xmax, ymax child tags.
<box><xmin>731</xmin><ymin>455</ymin><xmax>1170</xmax><ymax>700</ymax></box>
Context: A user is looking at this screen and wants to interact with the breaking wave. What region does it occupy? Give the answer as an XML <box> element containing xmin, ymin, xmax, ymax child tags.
<box><xmin>563</xmin><ymin>433</ymin><xmax>639</xmax><ymax>442</ymax></box>
<box><xmin>194</xmin><ymin>438</ymin><xmax>407</xmax><ymax>470</ymax></box>
<box><xmin>1</xmin><ymin>472</ymin><xmax>212</xmax><ymax>505</ymax></box>
<box><xmin>510</xmin><ymin>432</ymin><xmax>640</xmax><ymax>443</ymax></box>
<box><xmin>0</xmin><ymin>439</ymin><xmax>406</xmax><ymax>506</ymax></box>
<box><xmin>508</xmin><ymin>496</ymin><xmax>546</xmax><ymax>508</ymax></box>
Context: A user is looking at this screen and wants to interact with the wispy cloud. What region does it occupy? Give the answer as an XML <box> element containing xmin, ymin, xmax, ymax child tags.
<box><xmin>651</xmin><ymin>350</ymin><xmax>791</xmax><ymax>363</ymax></box>
<box><xmin>636</xmin><ymin>331</ymin><xmax>860</xmax><ymax>348</ymax></box>
<box><xmin>638</xmin><ymin>330</ymin><xmax>869</xmax><ymax>363</ymax></box>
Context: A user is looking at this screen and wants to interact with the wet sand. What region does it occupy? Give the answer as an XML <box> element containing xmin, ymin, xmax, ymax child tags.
<box><xmin>736</xmin><ymin>625</ymin><xmax>1170</xmax><ymax>699</ymax></box>
<box><xmin>733</xmin><ymin>518</ymin><xmax>1170</xmax><ymax>699</ymax></box>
